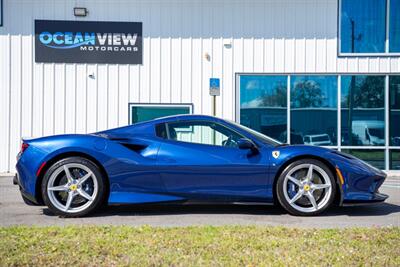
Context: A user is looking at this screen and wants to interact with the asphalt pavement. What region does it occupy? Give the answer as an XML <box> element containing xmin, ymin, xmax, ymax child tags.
<box><xmin>0</xmin><ymin>176</ymin><xmax>399</xmax><ymax>228</ymax></box>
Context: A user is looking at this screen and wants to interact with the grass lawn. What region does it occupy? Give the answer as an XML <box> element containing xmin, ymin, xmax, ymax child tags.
<box><xmin>1</xmin><ymin>226</ymin><xmax>399</xmax><ymax>266</ymax></box>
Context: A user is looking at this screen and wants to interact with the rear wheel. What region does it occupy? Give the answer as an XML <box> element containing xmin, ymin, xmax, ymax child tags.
<box><xmin>41</xmin><ymin>157</ymin><xmax>106</xmax><ymax>217</ymax></box>
<box><xmin>276</xmin><ymin>159</ymin><xmax>336</xmax><ymax>216</ymax></box>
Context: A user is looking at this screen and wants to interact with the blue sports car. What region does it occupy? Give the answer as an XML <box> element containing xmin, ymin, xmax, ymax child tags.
<box><xmin>15</xmin><ymin>115</ymin><xmax>388</xmax><ymax>217</ymax></box>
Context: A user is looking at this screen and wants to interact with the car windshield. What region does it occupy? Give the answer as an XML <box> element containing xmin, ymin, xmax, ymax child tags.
<box><xmin>226</xmin><ymin>120</ymin><xmax>282</xmax><ymax>146</ymax></box>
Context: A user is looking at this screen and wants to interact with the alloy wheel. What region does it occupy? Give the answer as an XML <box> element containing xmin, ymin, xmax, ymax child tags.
<box><xmin>47</xmin><ymin>163</ymin><xmax>98</xmax><ymax>213</ymax></box>
<box><xmin>282</xmin><ymin>163</ymin><xmax>332</xmax><ymax>213</ymax></box>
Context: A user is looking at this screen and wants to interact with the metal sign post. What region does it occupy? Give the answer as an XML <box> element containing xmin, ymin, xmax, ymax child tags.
<box><xmin>212</xmin><ymin>96</ymin><xmax>216</xmax><ymax>116</ymax></box>
<box><xmin>209</xmin><ymin>78</ymin><xmax>220</xmax><ymax>145</ymax></box>
<box><xmin>209</xmin><ymin>78</ymin><xmax>220</xmax><ymax>117</ymax></box>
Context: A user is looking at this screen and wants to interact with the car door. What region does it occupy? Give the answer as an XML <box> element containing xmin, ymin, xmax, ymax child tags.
<box><xmin>155</xmin><ymin>120</ymin><xmax>271</xmax><ymax>201</ymax></box>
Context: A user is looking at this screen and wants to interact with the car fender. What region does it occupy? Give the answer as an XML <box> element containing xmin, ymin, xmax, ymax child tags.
<box><xmin>17</xmin><ymin>134</ymin><xmax>162</xmax><ymax>199</ymax></box>
<box><xmin>266</xmin><ymin>145</ymin><xmax>345</xmax><ymax>203</ymax></box>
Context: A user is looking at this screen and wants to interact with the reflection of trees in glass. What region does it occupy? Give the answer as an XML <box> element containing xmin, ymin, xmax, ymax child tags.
<box><xmin>390</xmin><ymin>76</ymin><xmax>400</xmax><ymax>145</ymax></box>
<box><xmin>241</xmin><ymin>83</ymin><xmax>287</xmax><ymax>108</ymax></box>
<box><xmin>259</xmin><ymin>84</ymin><xmax>286</xmax><ymax>107</ymax></box>
<box><xmin>355</xmin><ymin>76</ymin><xmax>384</xmax><ymax>108</ymax></box>
<box><xmin>390</xmin><ymin>76</ymin><xmax>400</xmax><ymax>108</ymax></box>
<box><xmin>341</xmin><ymin>76</ymin><xmax>385</xmax><ymax>146</ymax></box>
<box><xmin>291</xmin><ymin>80</ymin><xmax>324</xmax><ymax>108</ymax></box>
<box><xmin>343</xmin><ymin>76</ymin><xmax>384</xmax><ymax>108</ymax></box>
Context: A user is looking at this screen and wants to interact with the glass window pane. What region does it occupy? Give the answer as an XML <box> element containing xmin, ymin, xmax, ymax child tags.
<box><xmin>240</xmin><ymin>75</ymin><xmax>287</xmax><ymax>143</ymax></box>
<box><xmin>390</xmin><ymin>0</ymin><xmax>400</xmax><ymax>52</ymax></box>
<box><xmin>341</xmin><ymin>149</ymin><xmax>385</xmax><ymax>169</ymax></box>
<box><xmin>390</xmin><ymin>150</ymin><xmax>400</xmax><ymax>170</ymax></box>
<box><xmin>340</xmin><ymin>0</ymin><xmax>386</xmax><ymax>53</ymax></box>
<box><xmin>290</xmin><ymin>76</ymin><xmax>338</xmax><ymax>146</ymax></box>
<box><xmin>130</xmin><ymin>105</ymin><xmax>190</xmax><ymax>124</ymax></box>
<box><xmin>167</xmin><ymin>121</ymin><xmax>244</xmax><ymax>147</ymax></box>
<box><xmin>390</xmin><ymin>76</ymin><xmax>400</xmax><ymax>145</ymax></box>
<box><xmin>341</xmin><ymin>76</ymin><xmax>385</xmax><ymax>146</ymax></box>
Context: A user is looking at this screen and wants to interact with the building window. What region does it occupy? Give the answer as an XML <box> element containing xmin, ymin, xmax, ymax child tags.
<box><xmin>237</xmin><ymin>73</ymin><xmax>398</xmax><ymax>170</ymax></box>
<box><xmin>390</xmin><ymin>76</ymin><xmax>400</xmax><ymax>145</ymax></box>
<box><xmin>339</xmin><ymin>0</ymin><xmax>400</xmax><ymax>55</ymax></box>
<box><xmin>239</xmin><ymin>75</ymin><xmax>287</xmax><ymax>143</ymax></box>
<box><xmin>340</xmin><ymin>0</ymin><xmax>386</xmax><ymax>53</ymax></box>
<box><xmin>290</xmin><ymin>76</ymin><xmax>338</xmax><ymax>146</ymax></box>
<box><xmin>341</xmin><ymin>149</ymin><xmax>385</xmax><ymax>169</ymax></box>
<box><xmin>0</xmin><ymin>0</ymin><xmax>3</xmax><ymax>26</ymax></box>
<box><xmin>129</xmin><ymin>104</ymin><xmax>192</xmax><ymax>124</ymax></box>
<box><xmin>390</xmin><ymin>150</ymin><xmax>400</xmax><ymax>170</ymax></box>
<box><xmin>389</xmin><ymin>0</ymin><xmax>400</xmax><ymax>52</ymax></box>
<box><xmin>341</xmin><ymin>76</ymin><xmax>385</xmax><ymax>146</ymax></box>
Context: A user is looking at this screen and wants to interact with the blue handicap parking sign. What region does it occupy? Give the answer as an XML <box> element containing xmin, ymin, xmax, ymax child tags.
<box><xmin>210</xmin><ymin>78</ymin><xmax>220</xmax><ymax>89</ymax></box>
<box><xmin>209</xmin><ymin>78</ymin><xmax>220</xmax><ymax>96</ymax></box>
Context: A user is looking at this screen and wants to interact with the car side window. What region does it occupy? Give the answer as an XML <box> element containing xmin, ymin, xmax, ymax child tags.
<box><xmin>164</xmin><ymin>121</ymin><xmax>244</xmax><ymax>148</ymax></box>
<box><xmin>155</xmin><ymin>123</ymin><xmax>168</xmax><ymax>139</ymax></box>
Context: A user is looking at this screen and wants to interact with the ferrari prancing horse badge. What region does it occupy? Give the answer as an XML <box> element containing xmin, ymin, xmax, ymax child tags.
<box><xmin>272</xmin><ymin>150</ymin><xmax>280</xmax><ymax>159</ymax></box>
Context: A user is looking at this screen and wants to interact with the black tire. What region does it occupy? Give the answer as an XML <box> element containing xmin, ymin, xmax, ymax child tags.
<box><xmin>41</xmin><ymin>157</ymin><xmax>106</xmax><ymax>217</ymax></box>
<box><xmin>276</xmin><ymin>159</ymin><xmax>336</xmax><ymax>216</ymax></box>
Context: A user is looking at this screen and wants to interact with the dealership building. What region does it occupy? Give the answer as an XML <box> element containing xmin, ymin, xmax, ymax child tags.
<box><xmin>0</xmin><ymin>0</ymin><xmax>399</xmax><ymax>173</ymax></box>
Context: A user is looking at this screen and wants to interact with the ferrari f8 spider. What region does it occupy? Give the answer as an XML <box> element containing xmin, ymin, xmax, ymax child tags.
<box><xmin>15</xmin><ymin>115</ymin><xmax>388</xmax><ymax>217</ymax></box>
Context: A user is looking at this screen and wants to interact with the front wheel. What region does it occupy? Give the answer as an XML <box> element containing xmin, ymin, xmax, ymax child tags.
<box><xmin>276</xmin><ymin>159</ymin><xmax>336</xmax><ymax>216</ymax></box>
<box><xmin>41</xmin><ymin>157</ymin><xmax>106</xmax><ymax>217</ymax></box>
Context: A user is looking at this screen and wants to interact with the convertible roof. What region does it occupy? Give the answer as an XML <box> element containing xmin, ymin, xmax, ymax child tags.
<box><xmin>149</xmin><ymin>114</ymin><xmax>221</xmax><ymax>123</ymax></box>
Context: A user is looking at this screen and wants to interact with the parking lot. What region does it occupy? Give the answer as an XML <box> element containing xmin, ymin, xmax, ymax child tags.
<box><xmin>0</xmin><ymin>175</ymin><xmax>399</xmax><ymax>228</ymax></box>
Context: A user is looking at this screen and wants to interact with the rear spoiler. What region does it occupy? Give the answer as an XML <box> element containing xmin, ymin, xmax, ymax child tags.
<box><xmin>21</xmin><ymin>136</ymin><xmax>37</xmax><ymax>142</ymax></box>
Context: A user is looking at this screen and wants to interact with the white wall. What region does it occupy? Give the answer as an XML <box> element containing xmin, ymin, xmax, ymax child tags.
<box><xmin>1</xmin><ymin>0</ymin><xmax>399</xmax><ymax>172</ymax></box>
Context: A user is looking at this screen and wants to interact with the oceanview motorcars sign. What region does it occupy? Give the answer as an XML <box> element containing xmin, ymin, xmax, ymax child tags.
<box><xmin>35</xmin><ymin>20</ymin><xmax>142</xmax><ymax>64</ymax></box>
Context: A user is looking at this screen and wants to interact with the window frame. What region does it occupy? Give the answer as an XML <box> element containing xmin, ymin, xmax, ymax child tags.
<box><xmin>338</xmin><ymin>0</ymin><xmax>400</xmax><ymax>56</ymax></box>
<box><xmin>128</xmin><ymin>103</ymin><xmax>193</xmax><ymax>124</ymax></box>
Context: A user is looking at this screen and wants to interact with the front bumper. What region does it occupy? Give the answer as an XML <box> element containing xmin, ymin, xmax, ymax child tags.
<box><xmin>340</xmin><ymin>167</ymin><xmax>388</xmax><ymax>206</ymax></box>
<box><xmin>342</xmin><ymin>192</ymin><xmax>389</xmax><ymax>206</ymax></box>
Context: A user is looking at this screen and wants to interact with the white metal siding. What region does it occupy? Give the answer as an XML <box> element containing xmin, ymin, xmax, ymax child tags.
<box><xmin>0</xmin><ymin>0</ymin><xmax>399</xmax><ymax>172</ymax></box>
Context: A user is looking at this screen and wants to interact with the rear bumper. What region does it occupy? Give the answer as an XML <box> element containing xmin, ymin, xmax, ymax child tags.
<box><xmin>13</xmin><ymin>173</ymin><xmax>18</xmax><ymax>185</ymax></box>
<box><xmin>14</xmin><ymin>172</ymin><xmax>40</xmax><ymax>205</ymax></box>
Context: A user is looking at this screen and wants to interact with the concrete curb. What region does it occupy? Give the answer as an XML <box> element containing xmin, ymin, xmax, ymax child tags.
<box><xmin>0</xmin><ymin>173</ymin><xmax>14</xmax><ymax>177</ymax></box>
<box><xmin>385</xmin><ymin>171</ymin><xmax>400</xmax><ymax>179</ymax></box>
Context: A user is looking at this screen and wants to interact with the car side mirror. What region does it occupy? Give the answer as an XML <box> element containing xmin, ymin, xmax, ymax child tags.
<box><xmin>237</xmin><ymin>138</ymin><xmax>259</xmax><ymax>154</ymax></box>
